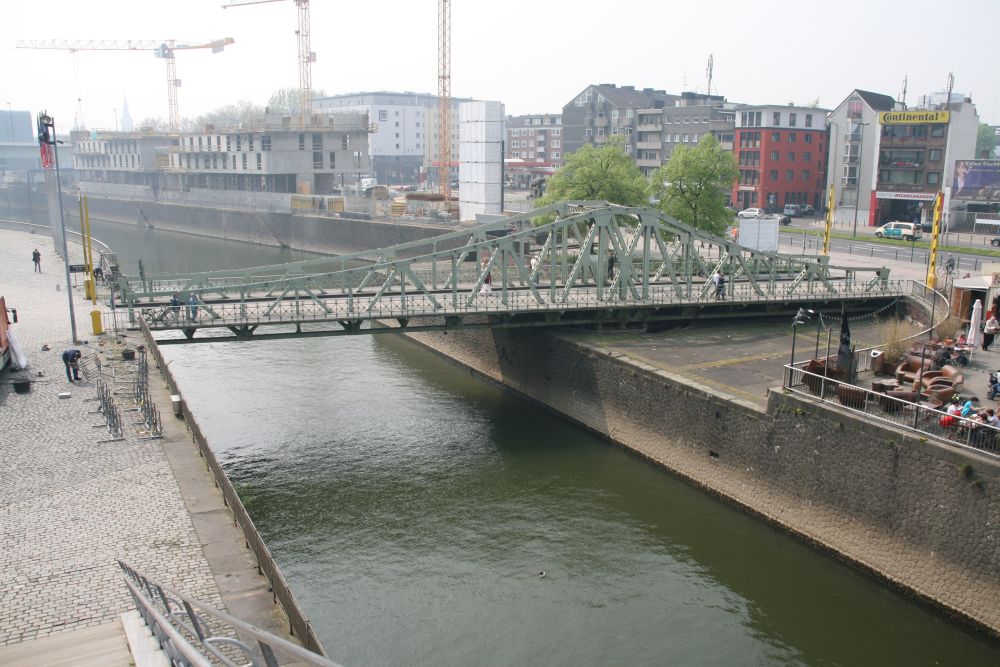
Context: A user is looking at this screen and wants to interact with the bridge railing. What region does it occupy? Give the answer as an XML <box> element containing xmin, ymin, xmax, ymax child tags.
<box><xmin>139</xmin><ymin>278</ymin><xmax>908</xmax><ymax>331</ymax></box>
<box><xmin>783</xmin><ymin>365</ymin><xmax>999</xmax><ymax>460</ymax></box>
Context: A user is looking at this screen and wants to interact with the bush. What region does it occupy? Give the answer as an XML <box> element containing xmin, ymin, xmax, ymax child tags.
<box><xmin>875</xmin><ymin>318</ymin><xmax>908</xmax><ymax>366</ymax></box>
<box><xmin>934</xmin><ymin>315</ymin><xmax>964</xmax><ymax>341</ymax></box>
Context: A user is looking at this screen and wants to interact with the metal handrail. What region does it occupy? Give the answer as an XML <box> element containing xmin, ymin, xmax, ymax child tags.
<box><xmin>118</xmin><ymin>560</ymin><xmax>341</xmax><ymax>667</ymax></box>
<box><xmin>783</xmin><ymin>365</ymin><xmax>999</xmax><ymax>459</ymax></box>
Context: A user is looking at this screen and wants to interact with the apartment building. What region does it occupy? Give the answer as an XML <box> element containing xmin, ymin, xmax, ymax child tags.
<box><xmin>731</xmin><ymin>105</ymin><xmax>830</xmax><ymax>212</ymax></box>
<box><xmin>636</xmin><ymin>92</ymin><xmax>737</xmax><ymax>177</ymax></box>
<box><xmin>504</xmin><ymin>113</ymin><xmax>562</xmax><ymax>188</ymax></box>
<box><xmin>561</xmin><ymin>84</ymin><xmax>678</xmax><ymax>160</ymax></box>
<box><xmin>0</xmin><ymin>109</ymin><xmax>43</xmax><ymax>173</ymax></box>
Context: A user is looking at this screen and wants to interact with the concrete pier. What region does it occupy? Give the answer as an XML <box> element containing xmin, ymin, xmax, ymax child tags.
<box><xmin>0</xmin><ymin>228</ymin><xmax>298</xmax><ymax>662</ymax></box>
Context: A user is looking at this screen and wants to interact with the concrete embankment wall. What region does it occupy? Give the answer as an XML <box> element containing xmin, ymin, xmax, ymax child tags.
<box><xmin>399</xmin><ymin>324</ymin><xmax>1000</xmax><ymax>635</ymax></box>
<box><xmin>141</xmin><ymin>325</ymin><xmax>328</xmax><ymax>657</ymax></box>
<box><xmin>2</xmin><ymin>185</ymin><xmax>460</xmax><ymax>257</ymax></box>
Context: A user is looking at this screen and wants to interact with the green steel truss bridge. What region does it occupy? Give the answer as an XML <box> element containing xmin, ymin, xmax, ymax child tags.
<box><xmin>119</xmin><ymin>202</ymin><xmax>904</xmax><ymax>345</ymax></box>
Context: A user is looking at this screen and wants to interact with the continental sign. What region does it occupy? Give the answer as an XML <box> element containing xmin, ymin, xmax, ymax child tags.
<box><xmin>878</xmin><ymin>110</ymin><xmax>950</xmax><ymax>125</ymax></box>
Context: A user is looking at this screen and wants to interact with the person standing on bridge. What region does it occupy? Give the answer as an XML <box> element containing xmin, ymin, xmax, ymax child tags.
<box><xmin>32</xmin><ymin>248</ymin><xmax>41</xmax><ymax>272</ymax></box>
<box><xmin>187</xmin><ymin>293</ymin><xmax>200</xmax><ymax>321</ymax></box>
<box><xmin>168</xmin><ymin>293</ymin><xmax>182</xmax><ymax>322</ymax></box>
<box><xmin>480</xmin><ymin>257</ymin><xmax>493</xmax><ymax>294</ymax></box>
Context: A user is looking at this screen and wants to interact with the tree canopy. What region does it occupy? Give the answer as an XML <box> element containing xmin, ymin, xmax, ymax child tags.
<box><xmin>537</xmin><ymin>137</ymin><xmax>648</xmax><ymax>209</ymax></box>
<box><xmin>648</xmin><ymin>134</ymin><xmax>737</xmax><ymax>236</ymax></box>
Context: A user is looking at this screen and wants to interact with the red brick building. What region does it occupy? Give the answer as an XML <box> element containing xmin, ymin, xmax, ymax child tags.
<box><xmin>732</xmin><ymin>105</ymin><xmax>830</xmax><ymax>213</ymax></box>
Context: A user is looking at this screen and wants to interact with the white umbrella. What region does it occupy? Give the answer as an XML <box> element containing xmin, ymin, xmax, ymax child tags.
<box><xmin>967</xmin><ymin>299</ymin><xmax>982</xmax><ymax>347</ymax></box>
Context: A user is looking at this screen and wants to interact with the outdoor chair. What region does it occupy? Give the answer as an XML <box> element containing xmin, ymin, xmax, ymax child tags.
<box><xmin>836</xmin><ymin>383</ymin><xmax>867</xmax><ymax>409</ymax></box>
<box><xmin>895</xmin><ymin>354</ymin><xmax>935</xmax><ymax>385</ymax></box>
<box><xmin>918</xmin><ymin>366</ymin><xmax>964</xmax><ymax>391</ymax></box>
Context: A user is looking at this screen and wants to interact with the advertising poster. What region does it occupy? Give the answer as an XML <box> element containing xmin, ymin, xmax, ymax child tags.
<box><xmin>953</xmin><ymin>160</ymin><xmax>1000</xmax><ymax>202</ymax></box>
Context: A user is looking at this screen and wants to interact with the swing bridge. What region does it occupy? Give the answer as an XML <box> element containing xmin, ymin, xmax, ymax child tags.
<box><xmin>115</xmin><ymin>201</ymin><xmax>908</xmax><ymax>345</ymax></box>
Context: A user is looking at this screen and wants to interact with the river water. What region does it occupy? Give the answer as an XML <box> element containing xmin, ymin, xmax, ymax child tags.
<box><xmin>89</xmin><ymin>219</ymin><xmax>1000</xmax><ymax>666</ymax></box>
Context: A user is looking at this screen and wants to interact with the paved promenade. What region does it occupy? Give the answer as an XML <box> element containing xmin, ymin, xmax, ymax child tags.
<box><xmin>0</xmin><ymin>228</ymin><xmax>290</xmax><ymax>659</ymax></box>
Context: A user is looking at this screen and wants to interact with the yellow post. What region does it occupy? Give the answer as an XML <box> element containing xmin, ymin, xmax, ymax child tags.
<box><xmin>91</xmin><ymin>309</ymin><xmax>104</xmax><ymax>335</ymax></box>
<box><xmin>78</xmin><ymin>196</ymin><xmax>95</xmax><ymax>302</ymax></box>
<box><xmin>822</xmin><ymin>185</ymin><xmax>835</xmax><ymax>256</ymax></box>
<box><xmin>926</xmin><ymin>191</ymin><xmax>944</xmax><ymax>288</ymax></box>
<box><xmin>84</xmin><ymin>196</ymin><xmax>97</xmax><ymax>305</ymax></box>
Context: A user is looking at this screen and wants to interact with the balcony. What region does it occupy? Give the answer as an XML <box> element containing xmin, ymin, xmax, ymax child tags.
<box><xmin>595</xmin><ymin>117</ymin><xmax>609</xmax><ymax>128</ymax></box>
<box><xmin>636</xmin><ymin>140</ymin><xmax>661</xmax><ymax>150</ymax></box>
<box><xmin>637</xmin><ymin>123</ymin><xmax>663</xmax><ymax>132</ymax></box>
<box><xmin>636</xmin><ymin>157</ymin><xmax>661</xmax><ymax>168</ymax></box>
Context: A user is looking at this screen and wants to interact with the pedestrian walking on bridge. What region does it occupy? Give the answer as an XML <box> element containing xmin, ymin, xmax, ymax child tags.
<box><xmin>32</xmin><ymin>248</ymin><xmax>41</xmax><ymax>272</ymax></box>
<box><xmin>187</xmin><ymin>293</ymin><xmax>200</xmax><ymax>321</ymax></box>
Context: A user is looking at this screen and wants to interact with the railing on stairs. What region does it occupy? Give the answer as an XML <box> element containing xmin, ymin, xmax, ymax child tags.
<box><xmin>118</xmin><ymin>560</ymin><xmax>342</xmax><ymax>667</ymax></box>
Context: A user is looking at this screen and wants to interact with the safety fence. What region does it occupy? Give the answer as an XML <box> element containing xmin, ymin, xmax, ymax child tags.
<box><xmin>118</xmin><ymin>560</ymin><xmax>340</xmax><ymax>667</ymax></box>
<box><xmin>92</xmin><ymin>378</ymin><xmax>125</xmax><ymax>441</ymax></box>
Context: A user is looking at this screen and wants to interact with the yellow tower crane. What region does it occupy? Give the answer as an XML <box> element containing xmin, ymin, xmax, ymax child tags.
<box><xmin>222</xmin><ymin>0</ymin><xmax>314</xmax><ymax>122</ymax></box>
<box><xmin>16</xmin><ymin>38</ymin><xmax>235</xmax><ymax>132</ymax></box>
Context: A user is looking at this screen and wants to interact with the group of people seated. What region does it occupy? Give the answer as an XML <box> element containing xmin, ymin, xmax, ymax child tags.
<box><xmin>939</xmin><ymin>397</ymin><xmax>1000</xmax><ymax>431</ymax></box>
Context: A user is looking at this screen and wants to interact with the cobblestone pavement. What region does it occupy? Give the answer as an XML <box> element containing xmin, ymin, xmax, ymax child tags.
<box><xmin>0</xmin><ymin>229</ymin><xmax>222</xmax><ymax>647</ymax></box>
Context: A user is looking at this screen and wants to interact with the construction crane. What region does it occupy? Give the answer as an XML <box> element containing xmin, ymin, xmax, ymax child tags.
<box><xmin>222</xmin><ymin>0</ymin><xmax>314</xmax><ymax>121</ymax></box>
<box><xmin>438</xmin><ymin>0</ymin><xmax>451</xmax><ymax>204</ymax></box>
<box><xmin>17</xmin><ymin>38</ymin><xmax>234</xmax><ymax>132</ymax></box>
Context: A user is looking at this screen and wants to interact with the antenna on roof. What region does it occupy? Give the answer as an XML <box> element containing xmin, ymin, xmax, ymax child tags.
<box><xmin>945</xmin><ymin>72</ymin><xmax>955</xmax><ymax>111</ymax></box>
<box><xmin>705</xmin><ymin>54</ymin><xmax>714</xmax><ymax>96</ymax></box>
<box><xmin>899</xmin><ymin>75</ymin><xmax>908</xmax><ymax>108</ymax></box>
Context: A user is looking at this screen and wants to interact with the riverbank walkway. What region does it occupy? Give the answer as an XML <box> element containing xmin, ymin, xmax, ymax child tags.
<box><xmin>0</xmin><ymin>228</ymin><xmax>295</xmax><ymax>663</ymax></box>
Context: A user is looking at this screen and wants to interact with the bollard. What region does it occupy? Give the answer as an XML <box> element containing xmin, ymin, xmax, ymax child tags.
<box><xmin>84</xmin><ymin>278</ymin><xmax>95</xmax><ymax>301</ymax></box>
<box><xmin>91</xmin><ymin>309</ymin><xmax>104</xmax><ymax>335</ymax></box>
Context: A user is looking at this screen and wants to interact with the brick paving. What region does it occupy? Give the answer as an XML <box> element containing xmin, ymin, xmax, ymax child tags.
<box><xmin>0</xmin><ymin>229</ymin><xmax>222</xmax><ymax>647</ymax></box>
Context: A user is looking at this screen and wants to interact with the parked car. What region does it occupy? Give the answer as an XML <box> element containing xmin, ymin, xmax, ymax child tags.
<box><xmin>738</xmin><ymin>208</ymin><xmax>764</xmax><ymax>219</ymax></box>
<box><xmin>874</xmin><ymin>221</ymin><xmax>921</xmax><ymax>241</ymax></box>
<box><xmin>799</xmin><ymin>204</ymin><xmax>815</xmax><ymax>216</ymax></box>
<box><xmin>991</xmin><ymin>238</ymin><xmax>1000</xmax><ymax>247</ymax></box>
<box><xmin>783</xmin><ymin>204</ymin><xmax>801</xmax><ymax>217</ymax></box>
<box><xmin>772</xmin><ymin>213</ymin><xmax>792</xmax><ymax>225</ymax></box>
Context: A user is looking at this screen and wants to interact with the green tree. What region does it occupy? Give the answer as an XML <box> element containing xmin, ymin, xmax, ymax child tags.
<box><xmin>537</xmin><ymin>136</ymin><xmax>648</xmax><ymax>208</ymax></box>
<box><xmin>977</xmin><ymin>123</ymin><xmax>997</xmax><ymax>158</ymax></box>
<box><xmin>649</xmin><ymin>134</ymin><xmax>736</xmax><ymax>236</ymax></box>
<box><xmin>191</xmin><ymin>100</ymin><xmax>265</xmax><ymax>130</ymax></box>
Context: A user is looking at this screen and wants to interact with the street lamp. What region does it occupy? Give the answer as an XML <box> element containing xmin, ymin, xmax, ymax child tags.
<box><xmin>851</xmin><ymin>121</ymin><xmax>870</xmax><ymax>239</ymax></box>
<box><xmin>789</xmin><ymin>307</ymin><xmax>815</xmax><ymax>385</ymax></box>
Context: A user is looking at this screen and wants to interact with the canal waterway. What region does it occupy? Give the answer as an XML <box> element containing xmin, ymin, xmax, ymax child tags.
<box><xmin>90</xmin><ymin>220</ymin><xmax>1000</xmax><ymax>666</ymax></box>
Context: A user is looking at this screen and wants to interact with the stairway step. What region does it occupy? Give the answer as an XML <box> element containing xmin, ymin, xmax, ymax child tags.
<box><xmin>0</xmin><ymin>620</ymin><xmax>132</xmax><ymax>667</ymax></box>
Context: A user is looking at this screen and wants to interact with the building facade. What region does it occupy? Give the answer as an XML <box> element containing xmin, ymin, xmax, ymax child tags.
<box><xmin>0</xmin><ymin>109</ymin><xmax>42</xmax><ymax>175</ymax></box>
<box><xmin>504</xmin><ymin>113</ymin><xmax>562</xmax><ymax>189</ymax></box>
<box><xmin>824</xmin><ymin>90</ymin><xmax>897</xmax><ymax>227</ymax></box>
<box><xmin>636</xmin><ymin>92</ymin><xmax>737</xmax><ymax>177</ymax></box>
<box><xmin>561</xmin><ymin>84</ymin><xmax>678</xmax><ymax>160</ymax></box>
<box><xmin>72</xmin><ymin>112</ymin><xmax>371</xmax><ymax>197</ymax></box>
<box><xmin>871</xmin><ymin>101</ymin><xmax>978</xmax><ymax>226</ymax></box>
<box><xmin>731</xmin><ymin>105</ymin><xmax>830</xmax><ymax>212</ymax></box>
<box><xmin>315</xmin><ymin>91</ymin><xmax>481</xmax><ymax>187</ymax></box>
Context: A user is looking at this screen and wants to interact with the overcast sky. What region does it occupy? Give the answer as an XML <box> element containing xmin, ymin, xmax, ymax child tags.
<box><xmin>2</xmin><ymin>0</ymin><xmax>997</xmax><ymax>132</ymax></box>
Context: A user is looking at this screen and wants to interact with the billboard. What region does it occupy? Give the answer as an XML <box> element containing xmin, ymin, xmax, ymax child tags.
<box><xmin>953</xmin><ymin>160</ymin><xmax>1000</xmax><ymax>202</ymax></box>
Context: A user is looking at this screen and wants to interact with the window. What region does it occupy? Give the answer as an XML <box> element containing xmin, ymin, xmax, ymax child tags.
<box><xmin>232</xmin><ymin>155</ymin><xmax>236</xmax><ymax>169</ymax></box>
<box><xmin>683</xmin><ymin>134</ymin><xmax>689</xmax><ymax>142</ymax></box>
<box><xmin>772</xmin><ymin>132</ymin><xmax>780</xmax><ymax>142</ymax></box>
<box><xmin>805</xmin><ymin>114</ymin><xmax>813</xmax><ymax>128</ymax></box>
<box><xmin>379</xmin><ymin>110</ymin><xmax>388</xmax><ymax>121</ymax></box>
<box><xmin>804</xmin><ymin>151</ymin><xmax>812</xmax><ymax>162</ymax></box>
<box><xmin>770</xmin><ymin>151</ymin><xmax>779</xmax><ymax>161</ymax></box>
<box><xmin>802</xmin><ymin>170</ymin><xmax>810</xmax><ymax>181</ymax></box>
<box><xmin>789</xmin><ymin>113</ymin><xmax>797</xmax><ymax>127</ymax></box>
<box><xmin>773</xmin><ymin>112</ymin><xmax>781</xmax><ymax>125</ymax></box>
<box><xmin>787</xmin><ymin>152</ymin><xmax>795</xmax><ymax>162</ymax></box>
<box><xmin>786</xmin><ymin>170</ymin><xmax>794</xmax><ymax>181</ymax></box>
<box><xmin>241</xmin><ymin>153</ymin><xmax>247</xmax><ymax>170</ymax></box>
<box><xmin>298</xmin><ymin>133</ymin><xmax>305</xmax><ymax>150</ymax></box>
<box><xmin>236</xmin><ymin>135</ymin><xmax>242</xmax><ymax>151</ymax></box>
<box><xmin>248</xmin><ymin>135</ymin><xmax>254</xmax><ymax>151</ymax></box>
<box><xmin>225</xmin><ymin>135</ymin><xmax>232</xmax><ymax>151</ymax></box>
<box><xmin>212</xmin><ymin>156</ymin><xmax>217</xmax><ymax>169</ymax></box>
<box><xmin>342</xmin><ymin>135</ymin><xmax>351</xmax><ymax>149</ymax></box>
<box><xmin>216</xmin><ymin>136</ymin><xmax>221</xmax><ymax>150</ymax></box>
<box><xmin>198</xmin><ymin>136</ymin><xmax>203</xmax><ymax>149</ymax></box>
<box><xmin>261</xmin><ymin>135</ymin><xmax>271</xmax><ymax>151</ymax></box>
<box><xmin>312</xmin><ymin>133</ymin><xmax>323</xmax><ymax>150</ymax></box>
<box><xmin>929</xmin><ymin>148</ymin><xmax>942</xmax><ymax>161</ymax></box>
<box><xmin>352</xmin><ymin>150</ymin><xmax>362</xmax><ymax>168</ymax></box>
<box><xmin>927</xmin><ymin>171</ymin><xmax>940</xmax><ymax>184</ymax></box>
<box><xmin>770</xmin><ymin>170</ymin><xmax>778</xmax><ymax>181</ymax></box>
<box><xmin>395</xmin><ymin>121</ymin><xmax>399</xmax><ymax>127</ymax></box>
<box><xmin>788</xmin><ymin>132</ymin><xmax>797</xmax><ymax>143</ymax></box>
<box><xmin>805</xmin><ymin>134</ymin><xmax>813</xmax><ymax>144</ymax></box>
<box><xmin>552</xmin><ymin>140</ymin><xmax>560</xmax><ymax>148</ymax></box>
<box><xmin>931</xmin><ymin>125</ymin><xmax>945</xmax><ymax>138</ymax></box>
<box><xmin>257</xmin><ymin>153</ymin><xmax>262</xmax><ymax>171</ymax></box>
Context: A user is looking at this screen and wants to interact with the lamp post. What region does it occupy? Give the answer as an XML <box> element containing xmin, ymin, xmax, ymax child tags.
<box><xmin>851</xmin><ymin>121</ymin><xmax>870</xmax><ymax>239</ymax></box>
<box><xmin>38</xmin><ymin>113</ymin><xmax>78</xmax><ymax>343</ymax></box>
<box><xmin>790</xmin><ymin>307</ymin><xmax>814</xmax><ymax>386</ymax></box>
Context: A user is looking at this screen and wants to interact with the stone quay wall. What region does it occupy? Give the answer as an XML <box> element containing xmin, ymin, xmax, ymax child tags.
<box><xmin>398</xmin><ymin>323</ymin><xmax>1000</xmax><ymax>636</ymax></box>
